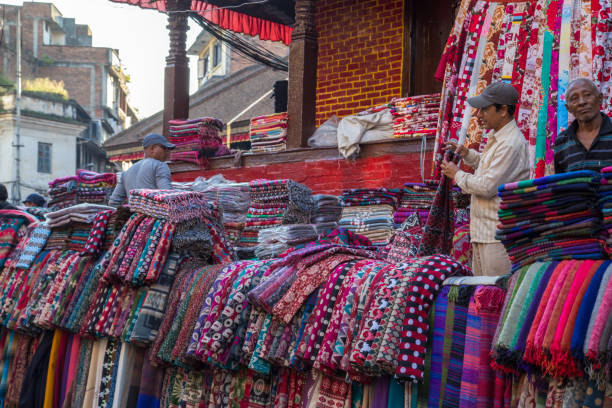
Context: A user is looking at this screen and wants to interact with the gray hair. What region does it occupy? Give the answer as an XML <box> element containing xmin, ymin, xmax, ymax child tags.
<box><xmin>565</xmin><ymin>78</ymin><xmax>601</xmax><ymax>99</ymax></box>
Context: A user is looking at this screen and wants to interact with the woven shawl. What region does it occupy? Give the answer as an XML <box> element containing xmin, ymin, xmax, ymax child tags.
<box><xmin>15</xmin><ymin>224</ymin><xmax>51</xmax><ymax>270</ymax></box>
<box><xmin>441</xmin><ymin>286</ymin><xmax>475</xmax><ymax>408</ymax></box>
<box><xmin>427</xmin><ymin>286</ymin><xmax>451</xmax><ymax>406</ymax></box>
<box><xmin>458</xmin><ymin>288</ymin><xmax>481</xmax><ymax>408</ymax></box>
<box><xmin>474</xmin><ymin>285</ymin><xmax>506</xmax><ymax>408</ymax></box>
<box><xmin>571</xmin><ymin>261</ymin><xmax>611</xmax><ymax>360</ymax></box>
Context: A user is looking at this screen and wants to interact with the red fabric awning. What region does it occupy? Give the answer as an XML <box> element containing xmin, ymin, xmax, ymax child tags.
<box><xmin>110</xmin><ymin>0</ymin><xmax>293</xmax><ymax>45</ymax></box>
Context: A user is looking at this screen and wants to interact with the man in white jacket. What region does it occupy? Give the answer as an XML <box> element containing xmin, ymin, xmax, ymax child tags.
<box><xmin>440</xmin><ymin>82</ymin><xmax>530</xmax><ymax>276</ymax></box>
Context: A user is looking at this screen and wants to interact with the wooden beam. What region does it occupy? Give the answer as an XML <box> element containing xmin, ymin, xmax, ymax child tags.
<box><xmin>163</xmin><ymin>0</ymin><xmax>190</xmax><ymax>138</ymax></box>
<box><xmin>401</xmin><ymin>0</ymin><xmax>415</xmax><ymax>97</ymax></box>
<box><xmin>287</xmin><ymin>0</ymin><xmax>317</xmax><ymax>148</ymax></box>
<box><xmin>168</xmin><ymin>137</ymin><xmax>435</xmax><ymax>172</ymax></box>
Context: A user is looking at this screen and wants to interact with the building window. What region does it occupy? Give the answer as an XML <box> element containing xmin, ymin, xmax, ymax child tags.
<box><xmin>213</xmin><ymin>43</ymin><xmax>222</xmax><ymax>67</ymax></box>
<box><xmin>198</xmin><ymin>55</ymin><xmax>209</xmax><ymax>79</ymax></box>
<box><xmin>38</xmin><ymin>142</ymin><xmax>51</xmax><ymax>173</ymax></box>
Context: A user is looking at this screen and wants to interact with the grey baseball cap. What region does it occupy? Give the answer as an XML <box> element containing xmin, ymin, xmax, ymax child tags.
<box><xmin>142</xmin><ymin>133</ymin><xmax>175</xmax><ymax>149</ymax></box>
<box><xmin>467</xmin><ymin>82</ymin><xmax>519</xmax><ymax>108</ymax></box>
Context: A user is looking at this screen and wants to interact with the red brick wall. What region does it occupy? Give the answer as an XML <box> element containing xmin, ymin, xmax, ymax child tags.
<box><xmin>172</xmin><ymin>152</ymin><xmax>431</xmax><ymax>195</ymax></box>
<box><xmin>315</xmin><ymin>0</ymin><xmax>404</xmax><ymax>126</ymax></box>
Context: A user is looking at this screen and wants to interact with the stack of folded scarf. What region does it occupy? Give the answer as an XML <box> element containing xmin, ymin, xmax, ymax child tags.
<box><xmin>338</xmin><ymin>188</ymin><xmax>399</xmax><ymax>245</ymax></box>
<box><xmin>128</xmin><ymin>189</ymin><xmax>212</xmax><ymax>224</ymax></box>
<box><xmin>390</xmin><ymin>93</ymin><xmax>440</xmax><ymax>138</ymax></box>
<box><xmin>48</xmin><ymin>176</ymin><xmax>77</xmax><ymax>209</ymax></box>
<box><xmin>601</xmin><ymin>166</ymin><xmax>612</xmax><ymax>255</ymax></box>
<box><xmin>45</xmin><ymin>203</ymin><xmax>115</xmax><ymax>228</ymax></box>
<box><xmin>249</xmin><ymin>112</ymin><xmax>288</xmax><ymax>153</ymax></box>
<box><xmin>203</xmin><ymin>182</ymin><xmax>251</xmax><ymax>247</ymax></box>
<box><xmin>75</xmin><ymin>169</ymin><xmax>117</xmax><ymax>205</ymax></box>
<box><xmin>240</xmin><ymin>179</ymin><xmax>314</xmax><ymax>251</ymax></box>
<box><xmin>496</xmin><ymin>171</ymin><xmax>606</xmax><ymax>270</ymax></box>
<box><xmin>255</xmin><ymin>224</ymin><xmax>317</xmax><ymax>259</ymax></box>
<box><xmin>167</xmin><ymin>117</ymin><xmax>229</xmax><ymax>166</ymax></box>
<box><xmin>492</xmin><ymin>260</ymin><xmax>612</xmax><ymax>382</ymax></box>
<box><xmin>310</xmin><ymin>194</ymin><xmax>342</xmax><ymax>233</ymax></box>
<box><xmin>394</xmin><ymin>182</ymin><xmax>437</xmax><ymax>225</ymax></box>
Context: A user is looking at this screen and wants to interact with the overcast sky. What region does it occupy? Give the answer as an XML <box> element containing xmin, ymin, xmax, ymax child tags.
<box><xmin>4</xmin><ymin>0</ymin><xmax>201</xmax><ymax>119</ymax></box>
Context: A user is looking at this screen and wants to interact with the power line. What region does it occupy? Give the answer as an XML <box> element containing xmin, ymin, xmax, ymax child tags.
<box><xmin>189</xmin><ymin>12</ymin><xmax>288</xmax><ymax>72</ymax></box>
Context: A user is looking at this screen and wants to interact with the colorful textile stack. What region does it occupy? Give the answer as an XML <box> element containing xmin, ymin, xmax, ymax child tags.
<box><xmin>48</xmin><ymin>171</ymin><xmax>117</xmax><ymax>210</ymax></box>
<box><xmin>390</xmin><ymin>93</ymin><xmax>441</xmax><ymax>138</ymax></box>
<box><xmin>168</xmin><ymin>117</ymin><xmax>227</xmax><ymax>166</ymax></box>
<box><xmin>44</xmin><ymin>203</ymin><xmax>114</xmax><ymax>228</ymax></box>
<box><xmin>601</xmin><ymin>166</ymin><xmax>612</xmax><ymax>254</ymax></box>
<box><xmin>255</xmin><ymin>224</ymin><xmax>317</xmax><ymax>259</ymax></box>
<box><xmin>128</xmin><ymin>189</ymin><xmax>212</xmax><ymax>224</ymax></box>
<box><xmin>338</xmin><ymin>189</ymin><xmax>400</xmax><ymax>245</ymax></box>
<box><xmin>433</xmin><ymin>0</ymin><xmax>612</xmax><ymax>179</ymax></box>
<box><xmin>48</xmin><ymin>176</ymin><xmax>77</xmax><ymax>209</ymax></box>
<box><xmin>75</xmin><ymin>169</ymin><xmax>117</xmax><ymax>205</ymax></box>
<box><xmin>310</xmin><ymin>194</ymin><xmax>342</xmax><ymax>233</ymax></box>
<box><xmin>493</xmin><ymin>261</ymin><xmax>612</xmax><ymax>383</ymax></box>
<box><xmin>394</xmin><ymin>182</ymin><xmax>437</xmax><ymax>225</ymax></box>
<box><xmin>239</xmin><ymin>179</ymin><xmax>313</xmax><ymax>252</ymax></box>
<box><xmin>249</xmin><ymin>112</ymin><xmax>288</xmax><ymax>153</ymax></box>
<box><xmin>203</xmin><ymin>182</ymin><xmax>251</xmax><ymax>247</ymax></box>
<box><xmin>496</xmin><ymin>171</ymin><xmax>606</xmax><ymax>269</ymax></box>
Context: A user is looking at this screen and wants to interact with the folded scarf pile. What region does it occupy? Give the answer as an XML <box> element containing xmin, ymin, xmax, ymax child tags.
<box><xmin>310</xmin><ymin>194</ymin><xmax>342</xmax><ymax>234</ymax></box>
<box><xmin>249</xmin><ymin>112</ymin><xmax>288</xmax><ymax>153</ymax></box>
<box><xmin>240</xmin><ymin>180</ymin><xmax>314</xmax><ymax>252</ymax></box>
<box><xmin>255</xmin><ymin>224</ymin><xmax>317</xmax><ymax>259</ymax></box>
<box><xmin>144</xmin><ymin>242</ymin><xmax>470</xmax><ymax>382</ymax></box>
<box><xmin>496</xmin><ymin>171</ymin><xmax>606</xmax><ymax>269</ymax></box>
<box><xmin>339</xmin><ymin>189</ymin><xmax>401</xmax><ymax>245</ymax></box>
<box><xmin>492</xmin><ymin>260</ymin><xmax>612</xmax><ymax>382</ymax></box>
<box><xmin>75</xmin><ymin>169</ymin><xmax>117</xmax><ymax>205</ymax></box>
<box><xmin>390</xmin><ymin>94</ymin><xmax>441</xmax><ymax>138</ymax></box>
<box><xmin>168</xmin><ymin>117</ymin><xmax>228</xmax><ymax>166</ymax></box>
<box><xmin>45</xmin><ymin>203</ymin><xmax>114</xmax><ymax>228</ymax></box>
<box><xmin>601</xmin><ymin>166</ymin><xmax>612</xmax><ymax>254</ymax></box>
<box><xmin>48</xmin><ymin>176</ymin><xmax>77</xmax><ymax>209</ymax></box>
<box><xmin>394</xmin><ymin>182</ymin><xmax>437</xmax><ymax>225</ymax></box>
<box><xmin>203</xmin><ymin>182</ymin><xmax>251</xmax><ymax>248</ymax></box>
<box><xmin>48</xmin><ymin>172</ymin><xmax>117</xmax><ymax>209</ymax></box>
<box><xmin>128</xmin><ymin>189</ymin><xmax>212</xmax><ymax>224</ymax></box>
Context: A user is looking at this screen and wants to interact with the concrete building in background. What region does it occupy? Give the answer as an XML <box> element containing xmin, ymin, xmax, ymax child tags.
<box><xmin>0</xmin><ymin>1</ymin><xmax>138</xmax><ymax>176</ymax></box>
<box><xmin>0</xmin><ymin>92</ymin><xmax>89</xmax><ymax>201</ymax></box>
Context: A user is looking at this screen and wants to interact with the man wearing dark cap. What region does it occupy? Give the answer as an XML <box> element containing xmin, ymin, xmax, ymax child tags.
<box><xmin>109</xmin><ymin>133</ymin><xmax>175</xmax><ymax>207</ymax></box>
<box><xmin>554</xmin><ymin>78</ymin><xmax>612</xmax><ymax>173</ymax></box>
<box><xmin>23</xmin><ymin>193</ymin><xmax>46</xmax><ymax>207</ymax></box>
<box><xmin>440</xmin><ymin>82</ymin><xmax>530</xmax><ymax>276</ymax></box>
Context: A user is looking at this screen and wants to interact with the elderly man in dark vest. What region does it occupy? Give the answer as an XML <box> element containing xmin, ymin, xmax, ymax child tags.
<box><xmin>554</xmin><ymin>78</ymin><xmax>612</xmax><ymax>173</ymax></box>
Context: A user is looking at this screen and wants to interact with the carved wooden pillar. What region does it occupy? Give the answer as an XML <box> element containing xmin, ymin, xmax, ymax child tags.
<box><xmin>163</xmin><ymin>0</ymin><xmax>190</xmax><ymax>137</ymax></box>
<box><xmin>287</xmin><ymin>0</ymin><xmax>317</xmax><ymax>148</ymax></box>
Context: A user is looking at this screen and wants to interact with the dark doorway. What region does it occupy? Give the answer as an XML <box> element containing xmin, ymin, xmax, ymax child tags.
<box><xmin>402</xmin><ymin>0</ymin><xmax>457</xmax><ymax>96</ymax></box>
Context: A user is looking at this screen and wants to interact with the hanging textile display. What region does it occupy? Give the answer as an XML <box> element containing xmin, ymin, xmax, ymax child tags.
<box><xmin>434</xmin><ymin>0</ymin><xmax>612</xmax><ymax>179</ymax></box>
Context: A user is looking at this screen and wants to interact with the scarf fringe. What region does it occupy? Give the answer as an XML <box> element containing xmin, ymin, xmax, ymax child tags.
<box><xmin>447</xmin><ymin>286</ymin><xmax>460</xmax><ymax>303</ymax></box>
